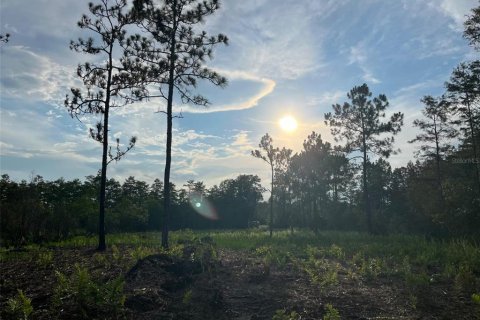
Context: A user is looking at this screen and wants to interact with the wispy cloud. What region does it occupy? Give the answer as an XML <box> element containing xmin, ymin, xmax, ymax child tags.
<box><xmin>348</xmin><ymin>42</ymin><xmax>381</xmax><ymax>84</ymax></box>
<box><xmin>181</xmin><ymin>70</ymin><xmax>276</xmax><ymax>113</ymax></box>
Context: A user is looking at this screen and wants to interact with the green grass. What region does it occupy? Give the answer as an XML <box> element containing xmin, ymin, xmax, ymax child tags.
<box><xmin>3</xmin><ymin>229</ymin><xmax>479</xmax><ymax>284</ymax></box>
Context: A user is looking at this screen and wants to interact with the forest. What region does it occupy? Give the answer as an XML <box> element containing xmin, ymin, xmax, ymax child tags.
<box><xmin>1</xmin><ymin>0</ymin><xmax>480</xmax><ymax>319</ymax></box>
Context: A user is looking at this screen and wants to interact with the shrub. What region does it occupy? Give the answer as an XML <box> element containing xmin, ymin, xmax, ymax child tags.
<box><xmin>5</xmin><ymin>289</ymin><xmax>33</xmax><ymax>320</ymax></box>
<box><xmin>323</xmin><ymin>303</ymin><xmax>340</xmax><ymax>320</ymax></box>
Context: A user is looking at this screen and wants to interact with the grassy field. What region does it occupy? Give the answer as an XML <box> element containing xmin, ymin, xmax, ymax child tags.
<box><xmin>1</xmin><ymin>229</ymin><xmax>479</xmax><ymax>319</ymax></box>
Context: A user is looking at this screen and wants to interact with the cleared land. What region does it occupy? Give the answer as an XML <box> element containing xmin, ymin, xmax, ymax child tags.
<box><xmin>1</xmin><ymin>230</ymin><xmax>479</xmax><ymax>319</ymax></box>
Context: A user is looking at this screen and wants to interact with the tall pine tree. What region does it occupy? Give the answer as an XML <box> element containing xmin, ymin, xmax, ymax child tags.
<box><xmin>65</xmin><ymin>0</ymin><xmax>145</xmax><ymax>251</ymax></box>
<box><xmin>129</xmin><ymin>0</ymin><xmax>228</xmax><ymax>248</ymax></box>
<box><xmin>325</xmin><ymin>84</ymin><xmax>404</xmax><ymax>233</ymax></box>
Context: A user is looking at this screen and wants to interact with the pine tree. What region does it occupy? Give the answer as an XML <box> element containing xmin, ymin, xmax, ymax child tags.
<box><xmin>325</xmin><ymin>84</ymin><xmax>403</xmax><ymax>233</ymax></box>
<box><xmin>129</xmin><ymin>0</ymin><xmax>228</xmax><ymax>248</ymax></box>
<box><xmin>65</xmin><ymin>0</ymin><xmax>145</xmax><ymax>251</ymax></box>
<box><xmin>445</xmin><ymin>61</ymin><xmax>480</xmax><ymax>194</ymax></box>
<box><xmin>252</xmin><ymin>133</ymin><xmax>280</xmax><ymax>237</ymax></box>
<box><xmin>409</xmin><ymin>95</ymin><xmax>457</xmax><ymax>200</ymax></box>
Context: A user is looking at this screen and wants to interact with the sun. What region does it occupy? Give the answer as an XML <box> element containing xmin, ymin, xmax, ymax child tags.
<box><xmin>279</xmin><ymin>115</ymin><xmax>298</xmax><ymax>133</ymax></box>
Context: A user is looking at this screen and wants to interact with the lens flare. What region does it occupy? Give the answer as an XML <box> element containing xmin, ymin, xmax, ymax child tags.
<box><xmin>188</xmin><ymin>191</ymin><xmax>218</xmax><ymax>220</ymax></box>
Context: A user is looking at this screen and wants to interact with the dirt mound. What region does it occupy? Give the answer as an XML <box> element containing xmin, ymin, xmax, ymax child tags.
<box><xmin>123</xmin><ymin>239</ymin><xmax>229</xmax><ymax>320</ymax></box>
<box><xmin>124</xmin><ymin>254</ymin><xmax>200</xmax><ymax>316</ymax></box>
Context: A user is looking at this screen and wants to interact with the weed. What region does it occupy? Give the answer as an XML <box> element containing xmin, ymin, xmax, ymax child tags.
<box><xmin>454</xmin><ymin>265</ymin><xmax>477</xmax><ymax>295</ymax></box>
<box><xmin>53</xmin><ymin>264</ymin><xmax>125</xmax><ymax>317</ymax></box>
<box><xmin>408</xmin><ymin>293</ymin><xmax>418</xmax><ymax>310</ymax></box>
<box><xmin>5</xmin><ymin>289</ymin><xmax>33</xmax><ymax>320</ymax></box>
<box><xmin>323</xmin><ymin>303</ymin><xmax>340</xmax><ymax>320</ymax></box>
<box><xmin>326</xmin><ymin>244</ymin><xmax>344</xmax><ymax>260</ymax></box>
<box><xmin>302</xmin><ymin>257</ymin><xmax>339</xmax><ymax>290</ymax></box>
<box><xmin>130</xmin><ymin>246</ymin><xmax>156</xmax><ymax>261</ymax></box>
<box><xmin>272</xmin><ymin>309</ymin><xmax>300</xmax><ymax>320</ymax></box>
<box><xmin>183</xmin><ymin>289</ymin><xmax>193</xmax><ymax>305</ymax></box>
<box><xmin>359</xmin><ymin>258</ymin><xmax>383</xmax><ymax>281</ymax></box>
<box><xmin>472</xmin><ymin>293</ymin><xmax>480</xmax><ymax>305</ymax></box>
<box><xmin>36</xmin><ymin>250</ymin><xmax>53</xmax><ymax>267</ymax></box>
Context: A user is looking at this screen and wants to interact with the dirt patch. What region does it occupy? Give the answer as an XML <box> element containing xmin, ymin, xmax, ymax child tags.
<box><xmin>1</xmin><ymin>246</ymin><xmax>479</xmax><ymax>319</ymax></box>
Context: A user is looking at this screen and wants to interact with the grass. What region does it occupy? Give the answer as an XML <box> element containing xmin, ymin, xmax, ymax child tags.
<box><xmin>3</xmin><ymin>229</ymin><xmax>479</xmax><ymax>278</ymax></box>
<box><xmin>2</xmin><ymin>229</ymin><xmax>479</xmax><ymax>318</ymax></box>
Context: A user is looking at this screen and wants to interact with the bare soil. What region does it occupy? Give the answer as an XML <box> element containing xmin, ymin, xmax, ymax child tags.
<box><xmin>0</xmin><ymin>247</ymin><xmax>478</xmax><ymax>319</ymax></box>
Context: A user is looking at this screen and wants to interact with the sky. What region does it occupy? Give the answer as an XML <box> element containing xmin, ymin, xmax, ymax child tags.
<box><xmin>0</xmin><ymin>0</ymin><xmax>478</xmax><ymax>189</ymax></box>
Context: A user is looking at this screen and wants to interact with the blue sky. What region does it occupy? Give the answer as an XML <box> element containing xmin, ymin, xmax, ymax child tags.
<box><xmin>0</xmin><ymin>0</ymin><xmax>478</xmax><ymax>188</ymax></box>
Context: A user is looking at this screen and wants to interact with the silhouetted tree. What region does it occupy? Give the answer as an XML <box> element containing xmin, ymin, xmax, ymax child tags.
<box><xmin>445</xmin><ymin>61</ymin><xmax>480</xmax><ymax>194</ymax></box>
<box><xmin>274</xmin><ymin>147</ymin><xmax>293</xmax><ymax>232</ymax></box>
<box><xmin>130</xmin><ymin>0</ymin><xmax>228</xmax><ymax>248</ymax></box>
<box><xmin>252</xmin><ymin>133</ymin><xmax>280</xmax><ymax>237</ymax></box>
<box><xmin>409</xmin><ymin>96</ymin><xmax>457</xmax><ymax>201</ymax></box>
<box><xmin>65</xmin><ymin>0</ymin><xmax>144</xmax><ymax>251</ymax></box>
<box><xmin>325</xmin><ymin>84</ymin><xmax>404</xmax><ymax>233</ymax></box>
<box><xmin>464</xmin><ymin>3</ymin><xmax>480</xmax><ymax>50</ymax></box>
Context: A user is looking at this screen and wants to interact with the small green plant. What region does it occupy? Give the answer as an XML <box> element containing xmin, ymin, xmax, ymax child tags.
<box><xmin>53</xmin><ymin>264</ymin><xmax>125</xmax><ymax>317</ymax></box>
<box><xmin>472</xmin><ymin>293</ymin><xmax>480</xmax><ymax>305</ymax></box>
<box><xmin>408</xmin><ymin>293</ymin><xmax>418</xmax><ymax>310</ymax></box>
<box><xmin>272</xmin><ymin>309</ymin><xmax>299</xmax><ymax>320</ymax></box>
<box><xmin>359</xmin><ymin>258</ymin><xmax>383</xmax><ymax>281</ymax></box>
<box><xmin>326</xmin><ymin>244</ymin><xmax>344</xmax><ymax>259</ymax></box>
<box><xmin>6</xmin><ymin>289</ymin><xmax>33</xmax><ymax>320</ymax></box>
<box><xmin>183</xmin><ymin>289</ymin><xmax>193</xmax><ymax>305</ymax></box>
<box><xmin>130</xmin><ymin>246</ymin><xmax>156</xmax><ymax>261</ymax></box>
<box><xmin>454</xmin><ymin>265</ymin><xmax>476</xmax><ymax>295</ymax></box>
<box><xmin>111</xmin><ymin>244</ymin><xmax>121</xmax><ymax>262</ymax></box>
<box><xmin>323</xmin><ymin>303</ymin><xmax>340</xmax><ymax>320</ymax></box>
<box><xmin>186</xmin><ymin>237</ymin><xmax>219</xmax><ymax>272</ymax></box>
<box><xmin>36</xmin><ymin>251</ymin><xmax>53</xmax><ymax>267</ymax></box>
<box><xmin>302</xmin><ymin>257</ymin><xmax>339</xmax><ymax>290</ymax></box>
<box><xmin>93</xmin><ymin>252</ymin><xmax>109</xmax><ymax>267</ymax></box>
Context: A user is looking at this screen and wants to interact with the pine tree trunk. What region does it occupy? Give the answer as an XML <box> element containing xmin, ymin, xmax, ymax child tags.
<box><xmin>466</xmin><ymin>101</ymin><xmax>480</xmax><ymax>195</ymax></box>
<box><xmin>363</xmin><ymin>148</ymin><xmax>372</xmax><ymax>234</ymax></box>
<box><xmin>269</xmin><ymin>164</ymin><xmax>273</xmax><ymax>238</ymax></box>
<box><xmin>161</xmin><ymin>0</ymin><xmax>177</xmax><ymax>249</ymax></box>
<box><xmin>98</xmin><ymin>43</ymin><xmax>114</xmax><ymax>252</ymax></box>
<box><xmin>433</xmin><ymin>116</ymin><xmax>444</xmax><ymax>203</ymax></box>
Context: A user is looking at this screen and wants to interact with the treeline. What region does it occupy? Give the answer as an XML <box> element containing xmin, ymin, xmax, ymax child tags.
<box><xmin>259</xmin><ymin>5</ymin><xmax>480</xmax><ymax>238</ymax></box>
<box><xmin>267</xmin><ymin>132</ymin><xmax>479</xmax><ymax>237</ymax></box>
<box><xmin>0</xmin><ymin>174</ymin><xmax>263</xmax><ymax>246</ymax></box>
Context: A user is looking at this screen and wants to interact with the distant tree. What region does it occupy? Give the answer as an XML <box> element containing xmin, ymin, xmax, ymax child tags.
<box><xmin>208</xmin><ymin>175</ymin><xmax>263</xmax><ymax>228</ymax></box>
<box><xmin>445</xmin><ymin>61</ymin><xmax>480</xmax><ymax>194</ymax></box>
<box><xmin>65</xmin><ymin>0</ymin><xmax>144</xmax><ymax>251</ymax></box>
<box><xmin>273</xmin><ymin>147</ymin><xmax>293</xmax><ymax>232</ymax></box>
<box><xmin>464</xmin><ymin>3</ymin><xmax>480</xmax><ymax>50</ymax></box>
<box><xmin>289</xmin><ymin>132</ymin><xmax>341</xmax><ymax>232</ymax></box>
<box><xmin>130</xmin><ymin>0</ymin><xmax>228</xmax><ymax>248</ymax></box>
<box><xmin>325</xmin><ymin>84</ymin><xmax>404</xmax><ymax>233</ymax></box>
<box><xmin>409</xmin><ymin>96</ymin><xmax>457</xmax><ymax>200</ymax></box>
<box><xmin>252</xmin><ymin>133</ymin><xmax>280</xmax><ymax>237</ymax></box>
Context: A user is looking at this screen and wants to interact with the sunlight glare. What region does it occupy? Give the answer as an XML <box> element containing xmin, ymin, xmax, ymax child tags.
<box><xmin>279</xmin><ymin>115</ymin><xmax>298</xmax><ymax>133</ymax></box>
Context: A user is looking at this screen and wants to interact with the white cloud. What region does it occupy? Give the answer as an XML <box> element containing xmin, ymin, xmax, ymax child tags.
<box><xmin>439</xmin><ymin>0</ymin><xmax>476</xmax><ymax>31</ymax></box>
<box><xmin>180</xmin><ymin>70</ymin><xmax>276</xmax><ymax>113</ymax></box>
<box><xmin>348</xmin><ymin>42</ymin><xmax>381</xmax><ymax>84</ymax></box>
<box><xmin>307</xmin><ymin>91</ymin><xmax>345</xmax><ymax>108</ymax></box>
<box><xmin>0</xmin><ymin>45</ymin><xmax>78</xmax><ymax>104</ymax></box>
<box><xmin>206</xmin><ymin>0</ymin><xmax>329</xmax><ymax>80</ymax></box>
